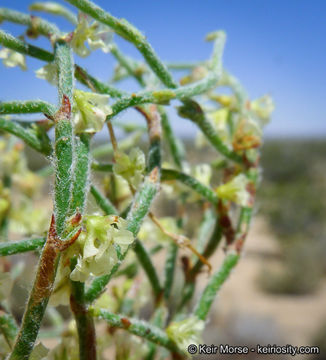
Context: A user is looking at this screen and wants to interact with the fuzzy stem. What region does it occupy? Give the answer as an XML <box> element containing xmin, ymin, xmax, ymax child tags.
<box><xmin>94</xmin><ymin>309</ymin><xmax>180</xmax><ymax>353</ymax></box>
<box><xmin>8</xmin><ymin>218</ymin><xmax>61</xmax><ymax>360</ymax></box>
<box><xmin>178</xmin><ymin>99</ymin><xmax>242</xmax><ymax>163</ymax></box>
<box><xmin>0</xmin><ymin>237</ymin><xmax>46</xmax><ymax>256</ymax></box>
<box><xmin>8</xmin><ymin>39</ymin><xmax>76</xmax><ymax>360</ymax></box>
<box><xmin>64</xmin><ymin>0</ymin><xmax>177</xmax><ymax>88</ymax></box>
<box><xmin>29</xmin><ymin>2</ymin><xmax>78</xmax><ymax>25</ymax></box>
<box><xmin>0</xmin><ymin>100</ymin><xmax>55</xmax><ymax>117</ymax></box>
<box><xmin>85</xmin><ymin>168</ymin><xmax>159</xmax><ymax>303</ymax></box>
<box><xmin>194</xmin><ymin>252</ymin><xmax>239</xmax><ymax>320</ymax></box>
<box><xmin>161</xmin><ymin>169</ymin><xmax>218</xmax><ymax>205</ymax></box>
<box><xmin>133</xmin><ymin>240</ymin><xmax>163</xmax><ymax>301</ymax></box>
<box><xmin>0</xmin><ymin>7</ymin><xmax>61</xmax><ymax>36</ymax></box>
<box><xmin>68</xmin><ymin>133</ymin><xmax>91</xmax><ymax>215</ymax></box>
<box><xmin>0</xmin><ymin>118</ymin><xmax>52</xmax><ymax>155</ymax></box>
<box><xmin>163</xmin><ymin>242</ymin><xmax>178</xmax><ymax>300</ymax></box>
<box><xmin>0</xmin><ymin>29</ymin><xmax>54</xmax><ymax>62</ymax></box>
<box><xmin>53</xmin><ymin>40</ymin><xmax>75</xmax><ymax>237</ymax></box>
<box><xmin>159</xmin><ymin>107</ymin><xmax>185</xmax><ymax>169</ymax></box>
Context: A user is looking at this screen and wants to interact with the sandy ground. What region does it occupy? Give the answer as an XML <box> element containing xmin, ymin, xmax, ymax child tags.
<box><xmin>197</xmin><ymin>217</ymin><xmax>326</xmax><ymax>359</ymax></box>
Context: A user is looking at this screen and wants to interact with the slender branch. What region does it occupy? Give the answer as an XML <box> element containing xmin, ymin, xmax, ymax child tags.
<box><xmin>91</xmin><ymin>161</ymin><xmax>113</xmax><ymax>172</ymax></box>
<box><xmin>194</xmin><ymin>252</ymin><xmax>239</xmax><ymax>320</ymax></box>
<box><xmin>0</xmin><ymin>312</ymin><xmax>18</xmax><ymax>350</ymax></box>
<box><xmin>163</xmin><ymin>242</ymin><xmax>178</xmax><ymax>300</ymax></box>
<box><xmin>94</xmin><ymin>309</ymin><xmax>180</xmax><ymax>353</ymax></box>
<box><xmin>85</xmin><ymin>167</ymin><xmax>159</xmax><ymax>303</ymax></box>
<box><xmin>159</xmin><ymin>107</ymin><xmax>185</xmax><ymax>169</ymax></box>
<box><xmin>29</xmin><ymin>2</ymin><xmax>78</xmax><ymax>25</ymax></box>
<box><xmin>0</xmin><ymin>118</ymin><xmax>52</xmax><ymax>155</ymax></box>
<box><xmin>0</xmin><ymin>7</ymin><xmax>61</xmax><ymax>36</ymax></box>
<box><xmin>133</xmin><ymin>240</ymin><xmax>162</xmax><ymax>301</ymax></box>
<box><xmin>8</xmin><ymin>38</ymin><xmax>77</xmax><ymax>360</ymax></box>
<box><xmin>90</xmin><ymin>185</ymin><xmax>117</xmax><ymax>215</ymax></box>
<box><xmin>0</xmin><ymin>237</ymin><xmax>46</xmax><ymax>256</ymax></box>
<box><xmin>53</xmin><ymin>40</ymin><xmax>75</xmax><ymax>237</ymax></box>
<box><xmin>0</xmin><ymin>100</ymin><xmax>55</xmax><ymax>117</ymax></box>
<box><xmin>68</xmin><ymin>133</ymin><xmax>91</xmax><ymax>215</ymax></box>
<box><xmin>64</xmin><ymin>0</ymin><xmax>177</xmax><ymax>88</ymax></box>
<box><xmin>110</xmin><ymin>44</ymin><xmax>146</xmax><ymax>87</ymax></box>
<box><xmin>161</xmin><ymin>169</ymin><xmax>218</xmax><ymax>205</ymax></box>
<box><xmin>178</xmin><ymin>99</ymin><xmax>242</xmax><ymax>163</ymax></box>
<box><xmin>0</xmin><ymin>29</ymin><xmax>54</xmax><ymax>62</ymax></box>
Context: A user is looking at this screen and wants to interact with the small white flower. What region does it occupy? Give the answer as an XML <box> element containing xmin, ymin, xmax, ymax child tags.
<box><xmin>35</xmin><ymin>62</ymin><xmax>57</xmax><ymax>85</ymax></box>
<box><xmin>70</xmin><ymin>215</ymin><xmax>134</xmax><ymax>282</ymax></box>
<box><xmin>113</xmin><ymin>148</ymin><xmax>146</xmax><ymax>189</ymax></box>
<box><xmin>71</xmin><ymin>13</ymin><xmax>113</xmax><ymax>57</ymax></box>
<box><xmin>216</xmin><ymin>174</ymin><xmax>250</xmax><ymax>207</ymax></box>
<box><xmin>166</xmin><ymin>316</ymin><xmax>205</xmax><ymax>352</ymax></box>
<box><xmin>0</xmin><ymin>48</ymin><xmax>27</xmax><ymax>70</ymax></box>
<box><xmin>73</xmin><ymin>89</ymin><xmax>112</xmax><ymax>133</ymax></box>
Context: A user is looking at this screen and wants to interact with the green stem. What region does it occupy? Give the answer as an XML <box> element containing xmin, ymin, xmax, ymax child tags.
<box><xmin>91</xmin><ymin>161</ymin><xmax>113</xmax><ymax>172</ymax></box>
<box><xmin>133</xmin><ymin>240</ymin><xmax>162</xmax><ymax>300</ymax></box>
<box><xmin>161</xmin><ymin>168</ymin><xmax>218</xmax><ymax>205</ymax></box>
<box><xmin>53</xmin><ymin>40</ymin><xmax>74</xmax><ymax>237</ymax></box>
<box><xmin>8</xmin><ymin>38</ymin><xmax>76</xmax><ymax>360</ymax></box>
<box><xmin>90</xmin><ymin>185</ymin><xmax>117</xmax><ymax>215</ymax></box>
<box><xmin>188</xmin><ymin>219</ymin><xmax>223</xmax><ymax>281</ymax></box>
<box><xmin>0</xmin><ymin>313</ymin><xmax>18</xmax><ymax>350</ymax></box>
<box><xmin>85</xmin><ymin>168</ymin><xmax>159</xmax><ymax>303</ymax></box>
<box><xmin>159</xmin><ymin>107</ymin><xmax>185</xmax><ymax>169</ymax></box>
<box><xmin>110</xmin><ymin>44</ymin><xmax>146</xmax><ymax>87</ymax></box>
<box><xmin>0</xmin><ymin>100</ymin><xmax>55</xmax><ymax>117</ymax></box>
<box><xmin>0</xmin><ymin>29</ymin><xmax>54</xmax><ymax>62</ymax></box>
<box><xmin>194</xmin><ymin>252</ymin><xmax>239</xmax><ymax>320</ymax></box>
<box><xmin>163</xmin><ymin>242</ymin><xmax>178</xmax><ymax>300</ymax></box>
<box><xmin>0</xmin><ymin>237</ymin><xmax>46</xmax><ymax>256</ymax></box>
<box><xmin>68</xmin><ymin>133</ymin><xmax>91</xmax><ymax>215</ymax></box>
<box><xmin>29</xmin><ymin>2</ymin><xmax>78</xmax><ymax>25</ymax></box>
<box><xmin>0</xmin><ymin>7</ymin><xmax>61</xmax><ymax>36</ymax></box>
<box><xmin>0</xmin><ymin>118</ymin><xmax>52</xmax><ymax>155</ymax></box>
<box><xmin>94</xmin><ymin>309</ymin><xmax>180</xmax><ymax>353</ymax></box>
<box><xmin>178</xmin><ymin>99</ymin><xmax>242</xmax><ymax>163</ymax></box>
<box><xmin>65</xmin><ymin>0</ymin><xmax>177</xmax><ymax>88</ymax></box>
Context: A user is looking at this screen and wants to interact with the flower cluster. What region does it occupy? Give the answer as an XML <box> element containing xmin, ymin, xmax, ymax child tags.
<box><xmin>113</xmin><ymin>148</ymin><xmax>146</xmax><ymax>189</ymax></box>
<box><xmin>71</xmin><ymin>13</ymin><xmax>113</xmax><ymax>57</ymax></box>
<box><xmin>70</xmin><ymin>215</ymin><xmax>134</xmax><ymax>282</ymax></box>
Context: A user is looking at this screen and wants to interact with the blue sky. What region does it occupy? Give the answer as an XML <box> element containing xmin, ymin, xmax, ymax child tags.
<box><xmin>0</xmin><ymin>0</ymin><xmax>325</xmax><ymax>137</ymax></box>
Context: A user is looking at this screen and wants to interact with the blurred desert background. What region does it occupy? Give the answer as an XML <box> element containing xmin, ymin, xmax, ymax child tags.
<box><xmin>6</xmin><ymin>137</ymin><xmax>324</xmax><ymax>359</ymax></box>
